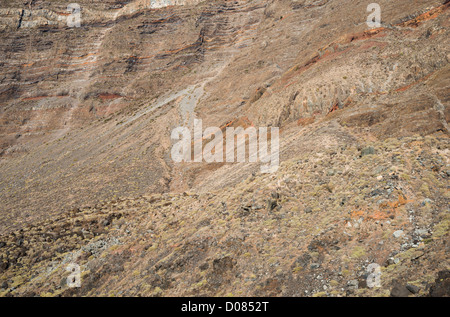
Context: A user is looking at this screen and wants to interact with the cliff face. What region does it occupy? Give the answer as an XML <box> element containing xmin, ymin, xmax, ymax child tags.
<box><xmin>0</xmin><ymin>0</ymin><xmax>449</xmax><ymax>297</ymax></box>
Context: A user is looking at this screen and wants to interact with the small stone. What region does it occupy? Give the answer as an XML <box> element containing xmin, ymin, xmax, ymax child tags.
<box><xmin>271</xmin><ymin>192</ymin><xmax>280</xmax><ymax>200</ymax></box>
<box><xmin>369</xmin><ymin>189</ymin><xmax>383</xmax><ymax>197</ymax></box>
<box><xmin>0</xmin><ymin>261</ymin><xmax>9</xmax><ymax>272</ymax></box>
<box><xmin>393</xmin><ymin>230</ymin><xmax>405</xmax><ymax>238</ymax></box>
<box><xmin>347</xmin><ymin>280</ymin><xmax>358</xmax><ymax>290</ymax></box>
<box><xmin>406</xmin><ymin>284</ymin><xmax>420</xmax><ymax>294</ymax></box>
<box><xmin>391</xmin><ymin>284</ymin><xmax>411</xmax><ymax>297</ymax></box>
<box><xmin>199</xmin><ymin>263</ymin><xmax>209</xmax><ymax>271</ymax></box>
<box><xmin>414</xmin><ymin>228</ymin><xmax>429</xmax><ymax>237</ymax></box>
<box><xmin>305</xmin><ymin>207</ymin><xmax>313</xmax><ymax>214</ymax></box>
<box><xmin>310</xmin><ymin>263</ymin><xmax>320</xmax><ymax>269</ymax></box>
<box><xmin>386</xmin><ymin>257</ymin><xmax>400</xmax><ymax>265</ymax></box>
<box><xmin>361</xmin><ymin>147</ymin><xmax>376</xmax><ymax>157</ymax></box>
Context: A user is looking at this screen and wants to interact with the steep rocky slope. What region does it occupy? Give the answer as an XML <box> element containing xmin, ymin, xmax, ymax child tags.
<box><xmin>0</xmin><ymin>0</ymin><xmax>449</xmax><ymax>297</ymax></box>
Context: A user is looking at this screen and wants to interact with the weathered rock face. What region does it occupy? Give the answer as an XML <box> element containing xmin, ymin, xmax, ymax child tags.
<box><xmin>0</xmin><ymin>0</ymin><xmax>449</xmax><ymax>297</ymax></box>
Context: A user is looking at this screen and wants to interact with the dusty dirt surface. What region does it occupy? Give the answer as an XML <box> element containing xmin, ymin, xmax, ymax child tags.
<box><xmin>0</xmin><ymin>0</ymin><xmax>449</xmax><ymax>297</ymax></box>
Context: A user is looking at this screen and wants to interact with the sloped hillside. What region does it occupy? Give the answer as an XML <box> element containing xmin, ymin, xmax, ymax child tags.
<box><xmin>0</xmin><ymin>0</ymin><xmax>449</xmax><ymax>297</ymax></box>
